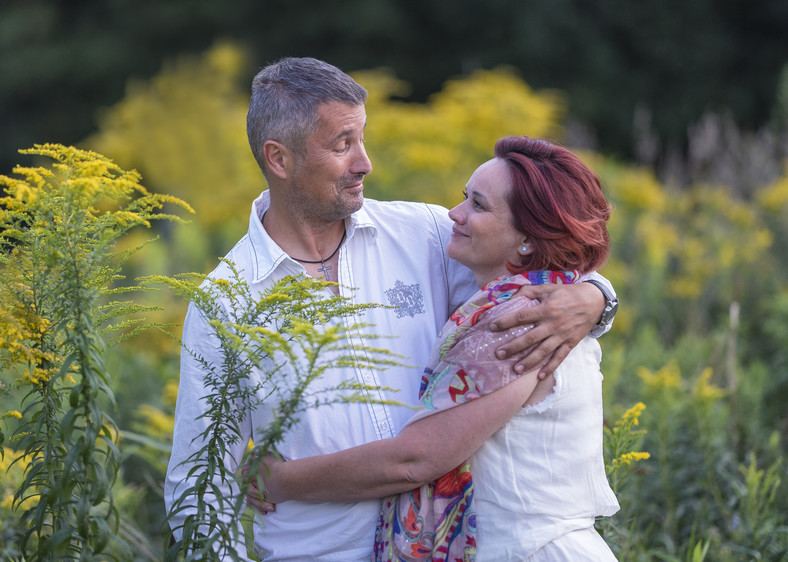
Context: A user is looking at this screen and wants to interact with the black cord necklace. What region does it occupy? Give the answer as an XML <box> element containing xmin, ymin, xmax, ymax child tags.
<box><xmin>289</xmin><ymin>229</ymin><xmax>346</xmax><ymax>280</ymax></box>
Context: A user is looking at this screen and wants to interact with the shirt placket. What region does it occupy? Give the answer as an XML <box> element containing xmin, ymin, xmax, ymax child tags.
<box><xmin>338</xmin><ymin>234</ymin><xmax>396</xmax><ymax>440</ymax></box>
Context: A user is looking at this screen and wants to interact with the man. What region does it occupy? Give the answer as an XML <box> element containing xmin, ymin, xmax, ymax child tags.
<box><xmin>165</xmin><ymin>57</ymin><xmax>617</xmax><ymax>560</ymax></box>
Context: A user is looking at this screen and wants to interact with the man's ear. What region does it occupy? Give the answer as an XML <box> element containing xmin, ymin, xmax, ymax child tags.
<box><xmin>262</xmin><ymin>140</ymin><xmax>291</xmax><ymax>180</ymax></box>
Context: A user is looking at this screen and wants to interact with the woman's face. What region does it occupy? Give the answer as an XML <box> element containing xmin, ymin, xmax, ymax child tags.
<box><xmin>447</xmin><ymin>158</ymin><xmax>528</xmax><ymax>287</ymax></box>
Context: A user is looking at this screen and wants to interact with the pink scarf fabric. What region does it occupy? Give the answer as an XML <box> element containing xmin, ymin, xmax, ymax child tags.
<box><xmin>373</xmin><ymin>271</ymin><xmax>580</xmax><ymax>562</ymax></box>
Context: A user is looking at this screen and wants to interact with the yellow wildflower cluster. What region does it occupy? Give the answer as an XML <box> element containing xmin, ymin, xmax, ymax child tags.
<box><xmin>86</xmin><ymin>43</ymin><xmax>254</xmax><ymax>233</ymax></box>
<box><xmin>615</xmin><ymin>401</ymin><xmax>646</xmax><ymax>430</ymax></box>
<box><xmin>637</xmin><ymin>362</ymin><xmax>726</xmax><ymax>409</ymax></box>
<box><xmin>665</xmin><ymin>185</ymin><xmax>773</xmax><ymax>299</ymax></box>
<box><xmin>21</xmin><ymin>366</ymin><xmax>56</xmax><ymax>387</ymax></box>
<box><xmin>610</xmin><ymin>451</ymin><xmax>652</xmax><ymax>471</ymax></box>
<box><xmin>603</xmin><ymin>401</ymin><xmax>650</xmax><ymax>484</ymax></box>
<box><xmin>1</xmin><ymin>144</ymin><xmax>191</xmax><ymax>240</ymax></box>
<box><xmin>163</xmin><ymin>380</ymin><xmax>179</xmax><ymax>406</ymax></box>
<box><xmin>135</xmin><ymin>404</ymin><xmax>175</xmax><ymax>436</ymax></box>
<box><xmin>358</xmin><ymin>65</ymin><xmax>564</xmax><ymax>207</ymax></box>
<box><xmin>112</xmin><ymin>210</ymin><xmax>148</xmax><ymax>228</ymax></box>
<box><xmin>757</xmin><ymin>165</ymin><xmax>788</xmax><ymax>212</ymax></box>
<box><xmin>0</xmin><ymin>299</ymin><xmax>60</xmax><ymax>388</ymax></box>
<box><xmin>0</xmin><ymin>450</ymin><xmax>39</xmax><ymax>512</ymax></box>
<box><xmin>637</xmin><ymin>361</ymin><xmax>682</xmax><ymax>390</ymax></box>
<box><xmin>692</xmin><ymin>367</ymin><xmax>726</xmax><ymax>402</ymax></box>
<box><xmin>602</xmin><ymin>164</ymin><xmax>668</xmax><ymax>213</ymax></box>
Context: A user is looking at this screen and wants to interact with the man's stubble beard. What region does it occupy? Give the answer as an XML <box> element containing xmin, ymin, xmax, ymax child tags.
<box><xmin>287</xmin><ymin>176</ymin><xmax>365</xmax><ymax>226</ymax></box>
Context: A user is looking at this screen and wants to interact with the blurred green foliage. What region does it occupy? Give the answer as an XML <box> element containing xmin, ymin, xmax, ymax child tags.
<box><xmin>2</xmin><ymin>42</ymin><xmax>788</xmax><ymax>559</ymax></box>
<box><xmin>2</xmin><ymin>0</ymin><xmax>787</xmax><ymax>173</ymax></box>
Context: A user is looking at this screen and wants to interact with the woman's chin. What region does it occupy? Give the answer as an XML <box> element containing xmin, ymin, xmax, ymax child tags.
<box><xmin>446</xmin><ymin>246</ymin><xmax>467</xmax><ymax>267</ymax></box>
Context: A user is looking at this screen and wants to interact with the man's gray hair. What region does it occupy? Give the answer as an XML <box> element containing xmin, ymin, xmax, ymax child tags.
<box><xmin>246</xmin><ymin>57</ymin><xmax>368</xmax><ymax>174</ymax></box>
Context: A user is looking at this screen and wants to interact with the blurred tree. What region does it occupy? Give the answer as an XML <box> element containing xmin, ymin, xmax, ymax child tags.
<box><xmin>0</xmin><ymin>0</ymin><xmax>230</xmax><ymax>173</ymax></box>
<box><xmin>85</xmin><ymin>42</ymin><xmax>259</xmax><ymax>273</ymax></box>
<box><xmin>2</xmin><ymin>0</ymin><xmax>787</xmax><ymax>175</ymax></box>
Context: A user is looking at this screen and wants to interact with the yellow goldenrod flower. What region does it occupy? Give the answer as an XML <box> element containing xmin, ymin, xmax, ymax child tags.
<box><xmin>163</xmin><ymin>380</ymin><xmax>179</xmax><ymax>406</ymax></box>
<box><xmin>616</xmin><ymin>402</ymin><xmax>646</xmax><ymax>428</ymax></box>
<box><xmin>638</xmin><ymin>361</ymin><xmax>682</xmax><ymax>390</ymax></box>
<box><xmin>136</xmin><ymin>404</ymin><xmax>175</xmax><ymax>435</ymax></box>
<box><xmin>612</xmin><ymin>451</ymin><xmax>651</xmax><ymax>470</ymax></box>
<box><xmin>693</xmin><ymin>367</ymin><xmax>726</xmax><ymax>401</ymax></box>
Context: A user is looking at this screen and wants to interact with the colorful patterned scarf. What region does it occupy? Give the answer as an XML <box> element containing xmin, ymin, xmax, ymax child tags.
<box><xmin>373</xmin><ymin>271</ymin><xmax>580</xmax><ymax>562</ymax></box>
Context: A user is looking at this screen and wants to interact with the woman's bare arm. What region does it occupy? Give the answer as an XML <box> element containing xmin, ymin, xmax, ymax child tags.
<box><xmin>254</xmin><ymin>370</ymin><xmax>540</xmax><ymax>505</ymax></box>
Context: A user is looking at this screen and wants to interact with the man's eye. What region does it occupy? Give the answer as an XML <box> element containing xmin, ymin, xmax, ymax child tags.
<box><xmin>462</xmin><ymin>190</ymin><xmax>468</xmax><ymax>200</ymax></box>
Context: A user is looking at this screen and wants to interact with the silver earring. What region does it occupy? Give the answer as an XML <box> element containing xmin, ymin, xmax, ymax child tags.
<box><xmin>521</xmin><ymin>245</ymin><xmax>528</xmax><ymax>253</ymax></box>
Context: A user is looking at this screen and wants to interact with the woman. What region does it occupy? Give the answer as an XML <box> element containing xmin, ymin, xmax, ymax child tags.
<box><xmin>249</xmin><ymin>135</ymin><xmax>619</xmax><ymax>561</ymax></box>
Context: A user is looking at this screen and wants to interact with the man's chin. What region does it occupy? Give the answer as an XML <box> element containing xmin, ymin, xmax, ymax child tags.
<box><xmin>344</xmin><ymin>191</ymin><xmax>364</xmax><ymax>212</ymax></box>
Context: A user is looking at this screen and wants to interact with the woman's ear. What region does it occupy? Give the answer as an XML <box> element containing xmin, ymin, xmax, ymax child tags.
<box><xmin>262</xmin><ymin>140</ymin><xmax>291</xmax><ymax>180</ymax></box>
<box><xmin>518</xmin><ymin>239</ymin><xmax>532</xmax><ymax>256</ymax></box>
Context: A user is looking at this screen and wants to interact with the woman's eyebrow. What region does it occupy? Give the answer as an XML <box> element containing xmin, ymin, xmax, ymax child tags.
<box><xmin>468</xmin><ymin>188</ymin><xmax>490</xmax><ymax>205</ymax></box>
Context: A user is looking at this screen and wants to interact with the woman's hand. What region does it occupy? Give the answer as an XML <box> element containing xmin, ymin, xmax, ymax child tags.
<box><xmin>489</xmin><ymin>282</ymin><xmax>604</xmax><ymax>378</ymax></box>
<box><xmin>242</xmin><ymin>453</ymin><xmax>280</xmax><ymax>514</ymax></box>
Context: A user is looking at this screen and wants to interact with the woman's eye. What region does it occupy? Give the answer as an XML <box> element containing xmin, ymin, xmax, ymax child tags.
<box><xmin>462</xmin><ymin>189</ymin><xmax>468</xmax><ymax>200</ymax></box>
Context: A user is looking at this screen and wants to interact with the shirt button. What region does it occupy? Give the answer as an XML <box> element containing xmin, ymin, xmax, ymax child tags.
<box><xmin>379</xmin><ymin>422</ymin><xmax>388</xmax><ymax>431</ymax></box>
<box><xmin>364</xmin><ymin>374</ymin><xmax>373</xmax><ymax>382</ymax></box>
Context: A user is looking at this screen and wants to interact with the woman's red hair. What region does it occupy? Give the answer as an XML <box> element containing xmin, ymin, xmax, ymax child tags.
<box><xmin>496</xmin><ymin>135</ymin><xmax>611</xmax><ymax>274</ymax></box>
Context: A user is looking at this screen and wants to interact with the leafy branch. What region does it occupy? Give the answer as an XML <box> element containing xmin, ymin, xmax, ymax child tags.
<box><xmin>150</xmin><ymin>265</ymin><xmax>401</xmax><ymax>560</ymax></box>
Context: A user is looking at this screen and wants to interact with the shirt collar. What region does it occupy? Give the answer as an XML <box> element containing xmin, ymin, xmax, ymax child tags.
<box><xmin>246</xmin><ymin>191</ymin><xmax>379</xmax><ymax>283</ymax></box>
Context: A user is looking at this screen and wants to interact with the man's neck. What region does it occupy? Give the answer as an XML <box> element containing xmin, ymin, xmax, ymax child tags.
<box><xmin>262</xmin><ymin>202</ymin><xmax>345</xmax><ymax>261</ymax></box>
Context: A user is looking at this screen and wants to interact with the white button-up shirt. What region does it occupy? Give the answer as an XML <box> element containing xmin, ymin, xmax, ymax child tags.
<box><xmin>164</xmin><ymin>190</ymin><xmax>614</xmax><ymax>561</ymax></box>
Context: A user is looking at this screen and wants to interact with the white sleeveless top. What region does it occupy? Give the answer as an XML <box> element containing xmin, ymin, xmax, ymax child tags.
<box><xmin>470</xmin><ymin>337</ymin><xmax>620</xmax><ymax>560</ymax></box>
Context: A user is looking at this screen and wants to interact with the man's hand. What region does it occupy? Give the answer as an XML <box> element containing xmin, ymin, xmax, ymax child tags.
<box><xmin>490</xmin><ymin>282</ymin><xmax>605</xmax><ymax>378</ymax></box>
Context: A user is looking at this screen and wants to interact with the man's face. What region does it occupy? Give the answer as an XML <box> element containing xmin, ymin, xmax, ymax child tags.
<box><xmin>287</xmin><ymin>101</ymin><xmax>372</xmax><ymax>225</ymax></box>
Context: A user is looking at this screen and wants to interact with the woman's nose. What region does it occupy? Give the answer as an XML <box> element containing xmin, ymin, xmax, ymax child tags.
<box><xmin>448</xmin><ymin>201</ymin><xmax>465</xmax><ymax>224</ymax></box>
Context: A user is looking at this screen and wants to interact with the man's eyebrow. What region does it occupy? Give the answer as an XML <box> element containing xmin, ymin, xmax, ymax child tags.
<box><xmin>330</xmin><ymin>127</ymin><xmax>361</xmax><ymax>143</ymax></box>
<box><xmin>330</xmin><ymin>119</ymin><xmax>367</xmax><ymax>143</ymax></box>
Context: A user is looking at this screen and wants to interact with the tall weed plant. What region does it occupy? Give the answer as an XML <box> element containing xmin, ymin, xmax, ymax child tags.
<box><xmin>150</xmin><ymin>266</ymin><xmax>400</xmax><ymax>560</ymax></box>
<box><xmin>0</xmin><ymin>144</ymin><xmax>190</xmax><ymax>559</ymax></box>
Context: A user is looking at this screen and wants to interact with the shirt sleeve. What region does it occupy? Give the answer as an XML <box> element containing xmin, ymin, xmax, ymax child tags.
<box><xmin>580</xmin><ymin>271</ymin><xmax>617</xmax><ymax>338</ymax></box>
<box><xmin>164</xmin><ymin>302</ymin><xmax>253</xmax><ymax>559</ymax></box>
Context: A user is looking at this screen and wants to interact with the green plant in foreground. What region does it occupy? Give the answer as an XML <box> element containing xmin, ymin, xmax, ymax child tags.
<box><xmin>0</xmin><ymin>144</ymin><xmax>190</xmax><ymax>559</ymax></box>
<box><xmin>604</xmin><ymin>401</ymin><xmax>650</xmax><ymax>493</ymax></box>
<box><xmin>598</xmin><ymin>401</ymin><xmax>651</xmax><ymax>557</ymax></box>
<box><xmin>150</xmin><ymin>266</ymin><xmax>401</xmax><ymax>561</ymax></box>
